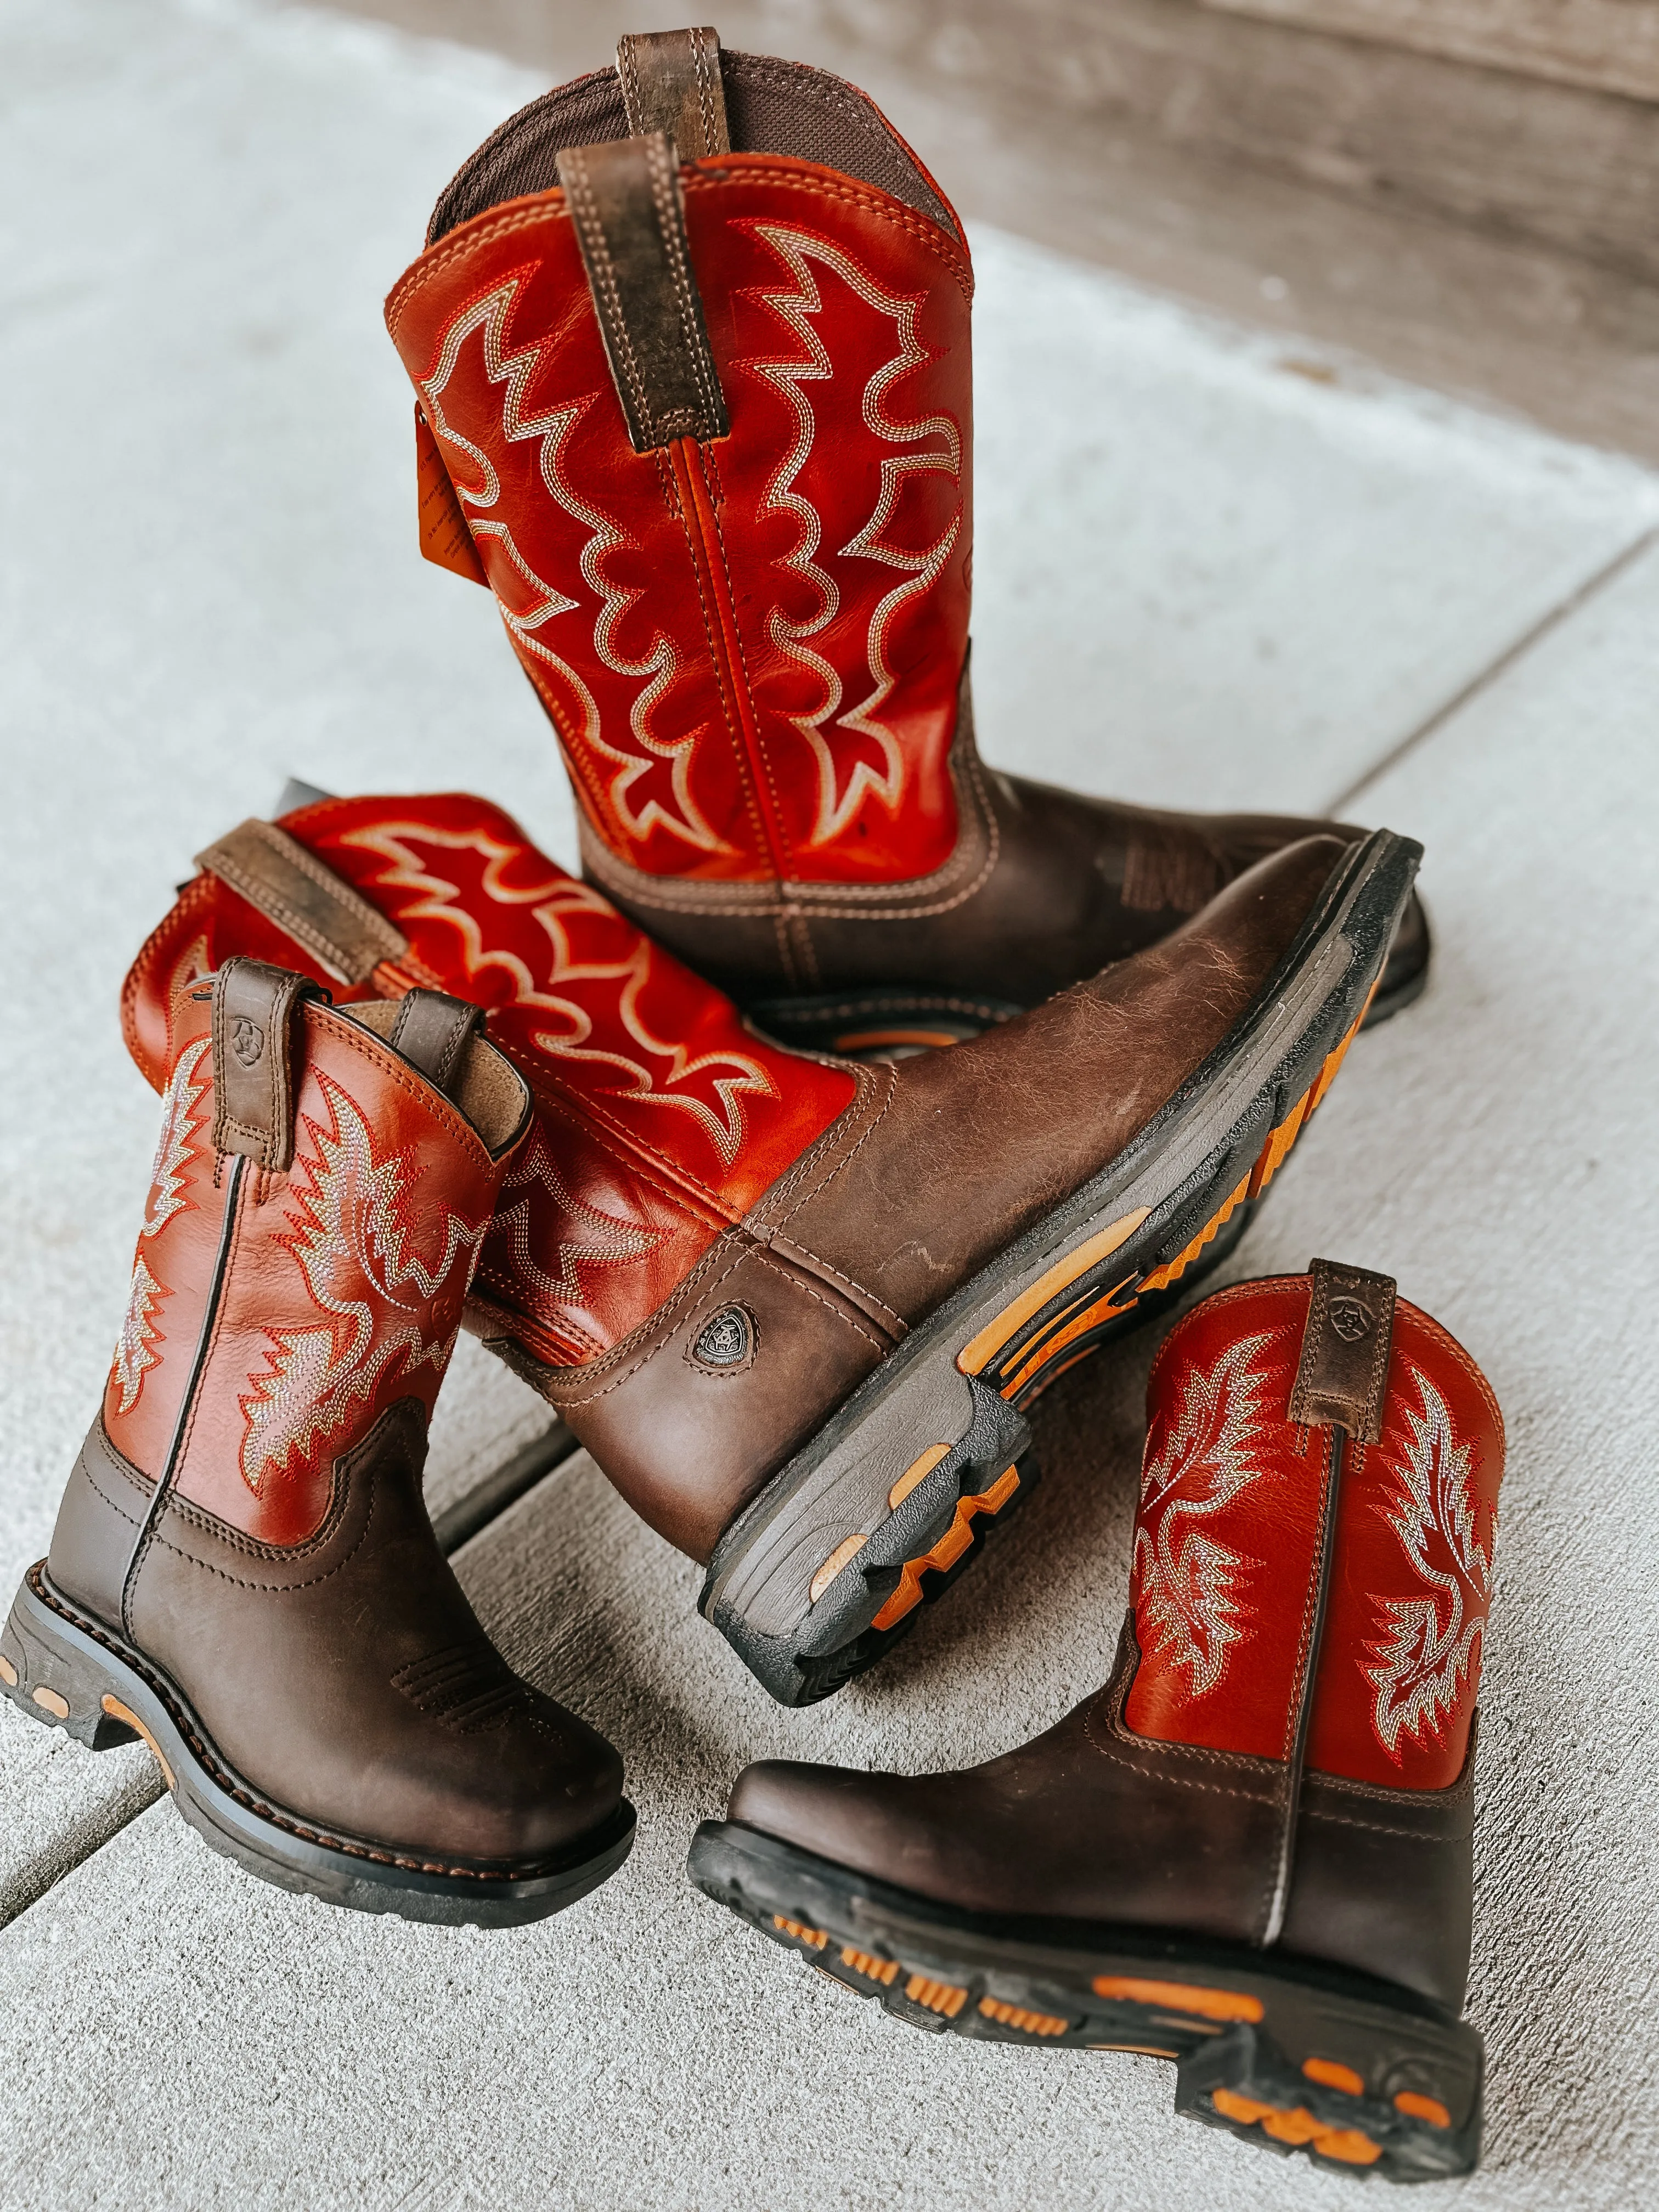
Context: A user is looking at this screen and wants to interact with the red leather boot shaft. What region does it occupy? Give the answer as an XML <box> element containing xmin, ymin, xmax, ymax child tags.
<box><xmin>121</xmin><ymin>793</ymin><xmax>855</xmax><ymax>1365</ymax></box>
<box><xmin>385</xmin><ymin>155</ymin><xmax>971</xmax><ymax>887</ymax></box>
<box><xmin>105</xmin><ymin>985</ymin><xmax>514</xmax><ymax>1546</ymax></box>
<box><xmin>1125</xmin><ymin>1276</ymin><xmax>1504</xmax><ymax>1792</ymax></box>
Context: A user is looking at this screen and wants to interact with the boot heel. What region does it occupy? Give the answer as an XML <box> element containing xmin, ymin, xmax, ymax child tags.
<box><xmin>702</xmin><ymin>1376</ymin><xmax>1036</xmax><ymax>1706</ymax></box>
<box><xmin>1174</xmin><ymin>2007</ymin><xmax>1482</xmax><ymax>2182</ymax></box>
<box><xmin>0</xmin><ymin>1565</ymin><xmax>140</xmax><ymax>1751</ymax></box>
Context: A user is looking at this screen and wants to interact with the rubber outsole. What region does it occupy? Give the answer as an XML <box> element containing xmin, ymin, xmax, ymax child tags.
<box><xmin>700</xmin><ymin>829</ymin><xmax>1420</xmax><ymax>1706</ymax></box>
<box><xmin>688</xmin><ymin>1820</ymin><xmax>1482</xmax><ymax>2183</ymax></box>
<box><xmin>0</xmin><ymin>1565</ymin><xmax>635</xmax><ymax>1926</ymax></box>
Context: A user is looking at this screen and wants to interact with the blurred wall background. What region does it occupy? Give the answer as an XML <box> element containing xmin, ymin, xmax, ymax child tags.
<box><xmin>303</xmin><ymin>0</ymin><xmax>1659</xmax><ymax>458</ymax></box>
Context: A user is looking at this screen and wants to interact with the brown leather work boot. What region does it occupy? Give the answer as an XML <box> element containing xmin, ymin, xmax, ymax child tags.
<box><xmin>0</xmin><ymin>961</ymin><xmax>633</xmax><ymax>1922</ymax></box>
<box><xmin>690</xmin><ymin>1262</ymin><xmax>1505</xmax><ymax>2179</ymax></box>
<box><xmin>118</xmin><ymin>791</ymin><xmax>1418</xmax><ymax>1703</ymax></box>
<box><xmin>388</xmin><ymin>26</ymin><xmax>1429</xmax><ymax>1059</ymax></box>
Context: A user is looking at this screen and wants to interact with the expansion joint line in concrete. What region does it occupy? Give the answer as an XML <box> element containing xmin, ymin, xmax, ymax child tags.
<box><xmin>1330</xmin><ymin>523</ymin><xmax>1659</xmax><ymax>815</ymax></box>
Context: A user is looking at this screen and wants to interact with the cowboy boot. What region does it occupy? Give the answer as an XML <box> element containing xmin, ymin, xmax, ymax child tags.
<box><xmin>1</xmin><ymin>960</ymin><xmax>633</xmax><ymax>1921</ymax></box>
<box><xmin>385</xmin><ymin>26</ymin><xmax>1430</xmax><ymax>1058</ymax></box>
<box><xmin>120</xmin><ymin>797</ymin><xmax>1418</xmax><ymax>1705</ymax></box>
<box><xmin>689</xmin><ymin>1262</ymin><xmax>1504</xmax><ymax>2180</ymax></box>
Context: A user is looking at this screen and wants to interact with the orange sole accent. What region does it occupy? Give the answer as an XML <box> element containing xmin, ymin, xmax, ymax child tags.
<box><xmin>1306</xmin><ymin>992</ymin><xmax>1374</xmax><ymax>1117</ymax></box>
<box><xmin>1210</xmin><ymin>2089</ymin><xmax>1383</xmax><ymax>2166</ymax></box>
<box><xmin>101</xmin><ymin>1694</ymin><xmax>177</xmax><ymax>1792</ymax></box>
<box><xmin>905</xmin><ymin>1973</ymin><xmax>969</xmax><ymax>2018</ymax></box>
<box><xmin>957</xmin><ymin>1209</ymin><xmax>1149</xmax><ymax>1378</ymax></box>
<box><xmin>807</xmin><ymin>1531</ymin><xmax>868</xmax><ymax>1605</ymax></box>
<box><xmin>1002</xmin><ymin>1272</ymin><xmax>1140</xmax><ymax>1401</ymax></box>
<box><xmin>888</xmin><ymin>1441</ymin><xmax>953</xmax><ymax>1513</ymax></box>
<box><xmin>833</xmin><ymin>1028</ymin><xmax>964</xmax><ymax>1052</ymax></box>
<box><xmin>869</xmin><ymin>1464</ymin><xmax>1023</xmax><ymax>1632</ymax></box>
<box><xmin>1394</xmin><ymin>2091</ymin><xmax>1452</xmax><ymax>2128</ymax></box>
<box><xmin>1001</xmin><ymin>997</ymin><xmax>1375</xmax><ymax>1400</ymax></box>
<box><xmin>0</xmin><ymin>1654</ymin><xmax>16</xmax><ymax>1686</ymax></box>
<box><xmin>1091</xmin><ymin>1976</ymin><xmax>1264</xmax><ymax>2024</ymax></box>
<box><xmin>1304</xmin><ymin>2057</ymin><xmax>1366</xmax><ymax>2096</ymax></box>
<box><xmin>31</xmin><ymin>1687</ymin><xmax>70</xmax><ymax>1719</ymax></box>
<box><xmin>773</xmin><ymin>1915</ymin><xmax>828</xmax><ymax>1948</ymax></box>
<box><xmin>978</xmin><ymin>1996</ymin><xmax>1069</xmax><ymax>2038</ymax></box>
<box><xmin>840</xmin><ymin>1948</ymin><xmax>900</xmax><ymax>1986</ymax></box>
<box><xmin>1024</xmin><ymin>1346</ymin><xmax>1099</xmax><ymax>1396</ymax></box>
<box><xmin>1248</xmin><ymin>1093</ymin><xmax>1307</xmax><ymax>1200</ymax></box>
<box><xmin>1138</xmin><ymin>1172</ymin><xmax>1252</xmax><ymax>1297</ymax></box>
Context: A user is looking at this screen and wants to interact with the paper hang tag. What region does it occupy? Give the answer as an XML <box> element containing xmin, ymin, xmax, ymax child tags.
<box><xmin>415</xmin><ymin>406</ymin><xmax>488</xmax><ymax>585</ymax></box>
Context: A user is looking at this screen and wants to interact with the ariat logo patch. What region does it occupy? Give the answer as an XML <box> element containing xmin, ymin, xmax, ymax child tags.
<box><xmin>1329</xmin><ymin>1296</ymin><xmax>1374</xmax><ymax>1344</ymax></box>
<box><xmin>693</xmin><ymin>1305</ymin><xmax>754</xmax><ymax>1372</ymax></box>
<box><xmin>230</xmin><ymin>1017</ymin><xmax>266</xmax><ymax>1069</ymax></box>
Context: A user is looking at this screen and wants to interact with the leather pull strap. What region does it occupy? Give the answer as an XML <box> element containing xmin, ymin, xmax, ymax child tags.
<box><xmin>617</xmin><ymin>27</ymin><xmax>730</xmax><ymax>157</ymax></box>
<box><xmin>1288</xmin><ymin>1257</ymin><xmax>1397</xmax><ymax>1444</ymax></box>
<box><xmin>195</xmin><ymin>819</ymin><xmax>409</xmax><ymax>986</ymax></box>
<box><xmin>556</xmin><ymin>134</ymin><xmax>729</xmax><ymax>452</ymax></box>
<box><xmin>211</xmin><ymin>958</ymin><xmax>319</xmax><ymax>1171</ymax></box>
<box><xmin>1261</xmin><ymin>1256</ymin><xmax>1399</xmax><ymax>1945</ymax></box>
<box><xmin>387</xmin><ymin>989</ymin><xmax>484</xmax><ymax>1102</ymax></box>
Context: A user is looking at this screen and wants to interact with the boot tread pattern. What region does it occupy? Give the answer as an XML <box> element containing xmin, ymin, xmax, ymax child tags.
<box><xmin>690</xmin><ymin>1820</ymin><xmax>1482</xmax><ymax>2183</ymax></box>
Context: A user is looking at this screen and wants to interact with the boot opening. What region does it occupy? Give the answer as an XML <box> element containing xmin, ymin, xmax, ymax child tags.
<box><xmin>427</xmin><ymin>49</ymin><xmax>959</xmax><ymax>245</ymax></box>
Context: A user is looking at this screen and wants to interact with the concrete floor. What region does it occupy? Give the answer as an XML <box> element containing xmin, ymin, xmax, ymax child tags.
<box><xmin>2</xmin><ymin>3</ymin><xmax>1657</xmax><ymax>2207</ymax></box>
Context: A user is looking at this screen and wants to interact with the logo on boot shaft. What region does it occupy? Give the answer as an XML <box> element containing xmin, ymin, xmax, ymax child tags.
<box><xmin>230</xmin><ymin>1017</ymin><xmax>266</xmax><ymax>1069</ymax></box>
<box><xmin>692</xmin><ymin>1304</ymin><xmax>755</xmax><ymax>1372</ymax></box>
<box><xmin>1329</xmin><ymin>1295</ymin><xmax>1374</xmax><ymax>1344</ymax></box>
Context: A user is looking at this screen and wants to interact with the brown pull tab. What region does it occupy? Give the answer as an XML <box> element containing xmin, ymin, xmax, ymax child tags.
<box><xmin>1261</xmin><ymin>1257</ymin><xmax>1398</xmax><ymax>1946</ymax></box>
<box><xmin>1289</xmin><ymin>1258</ymin><xmax>1397</xmax><ymax>1444</ymax></box>
<box><xmin>416</xmin><ymin>406</ymin><xmax>488</xmax><ymax>585</ymax></box>
<box><xmin>211</xmin><ymin>960</ymin><xmax>321</xmax><ymax>1172</ymax></box>
<box><xmin>388</xmin><ymin>990</ymin><xmax>484</xmax><ymax>1102</ymax></box>
<box><xmin>195</xmin><ymin>819</ymin><xmax>410</xmax><ymax>986</ymax></box>
<box><xmin>556</xmin><ymin>134</ymin><xmax>729</xmax><ymax>452</ymax></box>
<box><xmin>617</xmin><ymin>27</ymin><xmax>730</xmax><ymax>157</ymax></box>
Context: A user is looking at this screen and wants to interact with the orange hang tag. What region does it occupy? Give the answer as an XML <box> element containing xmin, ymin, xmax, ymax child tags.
<box><xmin>415</xmin><ymin>406</ymin><xmax>488</xmax><ymax>585</ymax></box>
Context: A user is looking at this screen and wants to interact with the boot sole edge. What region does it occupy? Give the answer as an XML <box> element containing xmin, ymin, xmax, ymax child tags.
<box><xmin>687</xmin><ymin>1818</ymin><xmax>1482</xmax><ymax>2182</ymax></box>
<box><xmin>1</xmin><ymin>1566</ymin><xmax>635</xmax><ymax>1926</ymax></box>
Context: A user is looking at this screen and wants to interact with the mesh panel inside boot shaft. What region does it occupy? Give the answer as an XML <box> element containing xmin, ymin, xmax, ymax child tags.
<box><xmin>426</xmin><ymin>49</ymin><xmax>959</xmax><ymax>243</ymax></box>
